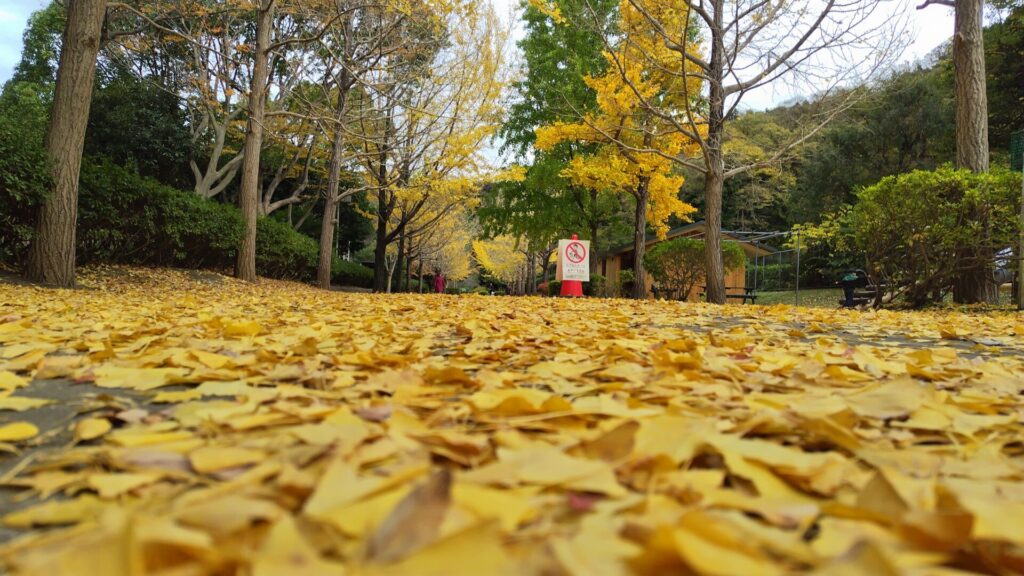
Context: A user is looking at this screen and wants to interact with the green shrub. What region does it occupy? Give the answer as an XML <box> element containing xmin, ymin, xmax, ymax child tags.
<box><xmin>333</xmin><ymin>259</ymin><xmax>373</xmax><ymax>288</ymax></box>
<box><xmin>0</xmin><ymin>82</ymin><xmax>51</xmax><ymax>266</ymax></box>
<box><xmin>547</xmin><ymin>280</ymin><xmax>562</xmax><ymax>296</ymax></box>
<box><xmin>618</xmin><ymin>270</ymin><xmax>635</xmax><ymax>297</ymax></box>
<box><xmin>255</xmin><ymin>217</ymin><xmax>319</xmax><ymax>280</ymax></box>
<box><xmin>471</xmin><ymin>286</ymin><xmax>490</xmax><ymax>295</ymax></box>
<box><xmin>644</xmin><ymin>238</ymin><xmax>745</xmax><ymax>300</ymax></box>
<box><xmin>77</xmin><ymin>159</ymin><xmax>242</xmax><ymax>268</ymax></box>
<box><xmin>76</xmin><ymin>160</ymin><xmax>332</xmax><ymax>282</ymax></box>
<box><xmin>585</xmin><ymin>273</ymin><xmax>606</xmax><ymax>297</ymax></box>
<box><xmin>806</xmin><ymin>166</ymin><xmax>1022</xmax><ymax>307</ymax></box>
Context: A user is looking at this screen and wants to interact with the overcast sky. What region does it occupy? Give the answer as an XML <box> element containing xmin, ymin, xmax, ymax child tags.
<box><xmin>1</xmin><ymin>0</ymin><xmax>955</xmax><ymax>109</ymax></box>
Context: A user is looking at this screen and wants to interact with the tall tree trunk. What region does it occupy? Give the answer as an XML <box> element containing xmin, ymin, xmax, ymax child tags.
<box><xmin>632</xmin><ymin>178</ymin><xmax>651</xmax><ymax>300</ymax></box>
<box><xmin>395</xmin><ymin>225</ymin><xmax>406</xmax><ymax>293</ymax></box>
<box><xmin>373</xmin><ymin>197</ymin><xmax>388</xmax><ymax>292</ymax></box>
<box><xmin>526</xmin><ymin>251</ymin><xmax>536</xmax><ymax>295</ymax></box>
<box><xmin>703</xmin><ymin>0</ymin><xmax>728</xmax><ymax>305</ymax></box>
<box><xmin>26</xmin><ymin>0</ymin><xmax>106</xmax><ymax>287</ymax></box>
<box><xmin>317</xmin><ymin>125</ymin><xmax>346</xmax><ymax>290</ymax></box>
<box><xmin>235</xmin><ymin>0</ymin><xmax>275</xmax><ymax>282</ymax></box>
<box><xmin>953</xmin><ymin>0</ymin><xmax>989</xmax><ymax>173</ymax></box>
<box><xmin>404</xmin><ymin>245</ymin><xmax>412</xmax><ymax>292</ymax></box>
<box><xmin>317</xmin><ymin>83</ymin><xmax>350</xmax><ymax>290</ymax></box>
<box><xmin>418</xmin><ymin>259</ymin><xmax>424</xmax><ymax>293</ymax></box>
<box><xmin>951</xmin><ymin>0</ymin><xmax>995</xmax><ymax>304</ymax></box>
<box><xmin>589</xmin><ymin>188</ymin><xmax>600</xmax><ymax>275</ymax></box>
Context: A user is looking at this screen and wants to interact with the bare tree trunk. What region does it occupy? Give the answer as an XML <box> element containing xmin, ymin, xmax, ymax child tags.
<box><xmin>235</xmin><ymin>0</ymin><xmax>275</xmax><ymax>282</ymax></box>
<box><xmin>373</xmin><ymin>200</ymin><xmax>388</xmax><ymax>292</ymax></box>
<box><xmin>26</xmin><ymin>0</ymin><xmax>107</xmax><ymax>287</ymax></box>
<box><xmin>704</xmin><ymin>1</ymin><xmax>728</xmax><ymax>305</ymax></box>
<box><xmin>385</xmin><ymin>253</ymin><xmax>397</xmax><ymax>293</ymax></box>
<box><xmin>704</xmin><ymin>159</ymin><xmax>726</xmax><ymax>304</ymax></box>
<box><xmin>395</xmin><ymin>225</ymin><xmax>406</xmax><ymax>293</ymax></box>
<box><xmin>317</xmin><ymin>126</ymin><xmax>345</xmax><ymax>290</ymax></box>
<box><xmin>632</xmin><ymin>178</ymin><xmax>650</xmax><ymax>300</ymax></box>
<box><xmin>317</xmin><ymin>78</ymin><xmax>350</xmax><ymax>290</ymax></box>
<box><xmin>418</xmin><ymin>259</ymin><xmax>424</xmax><ymax>293</ymax></box>
<box><xmin>590</xmin><ymin>188</ymin><xmax>600</xmax><ymax>275</ymax></box>
<box><xmin>526</xmin><ymin>251</ymin><xmax>536</xmax><ymax>295</ymax></box>
<box><xmin>951</xmin><ymin>0</ymin><xmax>995</xmax><ymax>304</ymax></box>
<box><xmin>404</xmin><ymin>245</ymin><xmax>412</xmax><ymax>292</ymax></box>
<box><xmin>953</xmin><ymin>0</ymin><xmax>989</xmax><ymax>173</ymax></box>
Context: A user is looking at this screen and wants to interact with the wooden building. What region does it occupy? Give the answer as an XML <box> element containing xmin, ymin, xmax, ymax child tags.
<box><xmin>597</xmin><ymin>221</ymin><xmax>774</xmax><ymax>300</ymax></box>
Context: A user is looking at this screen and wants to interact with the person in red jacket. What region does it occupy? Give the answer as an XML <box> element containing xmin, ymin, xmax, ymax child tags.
<box><xmin>433</xmin><ymin>271</ymin><xmax>446</xmax><ymax>293</ymax></box>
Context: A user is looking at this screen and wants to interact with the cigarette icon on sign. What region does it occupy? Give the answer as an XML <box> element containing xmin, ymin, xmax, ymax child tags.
<box><xmin>566</xmin><ymin>242</ymin><xmax>587</xmax><ymax>264</ymax></box>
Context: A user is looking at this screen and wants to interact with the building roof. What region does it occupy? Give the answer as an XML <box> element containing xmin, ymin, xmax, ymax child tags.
<box><xmin>602</xmin><ymin>220</ymin><xmax>777</xmax><ymax>258</ymax></box>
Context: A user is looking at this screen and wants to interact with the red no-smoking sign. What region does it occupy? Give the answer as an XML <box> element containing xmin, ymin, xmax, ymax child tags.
<box><xmin>557</xmin><ymin>238</ymin><xmax>590</xmax><ymax>282</ymax></box>
<box><xmin>565</xmin><ymin>241</ymin><xmax>587</xmax><ymax>264</ymax></box>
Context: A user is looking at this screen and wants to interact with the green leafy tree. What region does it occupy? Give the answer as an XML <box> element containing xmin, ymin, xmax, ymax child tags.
<box><xmin>85</xmin><ymin>67</ymin><xmax>194</xmax><ymax>187</ymax></box>
<box><xmin>985</xmin><ymin>5</ymin><xmax>1024</xmax><ymax>151</ymax></box>
<box><xmin>0</xmin><ymin>83</ymin><xmax>52</xmax><ymax>266</ymax></box>
<box><xmin>481</xmin><ymin>0</ymin><xmax>619</xmax><ymax>269</ymax></box>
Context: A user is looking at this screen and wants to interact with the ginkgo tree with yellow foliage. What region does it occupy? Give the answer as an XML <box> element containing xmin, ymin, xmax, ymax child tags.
<box><xmin>534</xmin><ymin>0</ymin><xmax>703</xmax><ymax>298</ymax></box>
<box><xmin>473</xmin><ymin>235</ymin><xmax>530</xmax><ymax>294</ymax></box>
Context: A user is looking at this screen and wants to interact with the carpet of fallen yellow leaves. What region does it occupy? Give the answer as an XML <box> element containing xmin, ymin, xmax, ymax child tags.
<box><xmin>1</xmin><ymin>266</ymin><xmax>1024</xmax><ymax>575</ymax></box>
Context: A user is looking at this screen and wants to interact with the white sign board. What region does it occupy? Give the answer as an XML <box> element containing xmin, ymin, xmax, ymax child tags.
<box><xmin>557</xmin><ymin>239</ymin><xmax>590</xmax><ymax>282</ymax></box>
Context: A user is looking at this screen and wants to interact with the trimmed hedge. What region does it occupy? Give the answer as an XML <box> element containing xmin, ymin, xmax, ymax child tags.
<box><xmin>334</xmin><ymin>260</ymin><xmax>374</xmax><ymax>288</ymax></box>
<box><xmin>75</xmin><ymin>159</ymin><xmax>337</xmax><ymax>283</ymax></box>
<box><xmin>78</xmin><ymin>159</ymin><xmax>242</xmax><ymax>268</ymax></box>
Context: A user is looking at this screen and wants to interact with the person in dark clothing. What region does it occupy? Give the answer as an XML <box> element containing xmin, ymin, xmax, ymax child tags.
<box><xmin>840</xmin><ymin>269</ymin><xmax>868</xmax><ymax>307</ymax></box>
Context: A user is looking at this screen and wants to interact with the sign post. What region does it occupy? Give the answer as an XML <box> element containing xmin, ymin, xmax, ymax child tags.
<box><xmin>556</xmin><ymin>234</ymin><xmax>590</xmax><ymax>297</ymax></box>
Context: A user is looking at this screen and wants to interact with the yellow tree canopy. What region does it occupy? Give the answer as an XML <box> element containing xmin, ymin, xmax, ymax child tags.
<box><xmin>533</xmin><ymin>0</ymin><xmax>705</xmax><ymax>238</ymax></box>
<box><xmin>472</xmin><ymin>236</ymin><xmax>526</xmax><ymax>285</ymax></box>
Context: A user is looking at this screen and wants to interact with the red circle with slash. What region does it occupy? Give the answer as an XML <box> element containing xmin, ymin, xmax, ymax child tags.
<box><xmin>565</xmin><ymin>241</ymin><xmax>587</xmax><ymax>264</ymax></box>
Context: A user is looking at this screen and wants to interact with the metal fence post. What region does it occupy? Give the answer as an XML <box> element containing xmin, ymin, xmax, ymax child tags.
<box><xmin>795</xmin><ymin>230</ymin><xmax>802</xmax><ymax>307</ymax></box>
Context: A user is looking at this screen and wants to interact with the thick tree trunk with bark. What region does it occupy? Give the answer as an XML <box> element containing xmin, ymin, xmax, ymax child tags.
<box><xmin>235</xmin><ymin>0</ymin><xmax>275</xmax><ymax>282</ymax></box>
<box><xmin>26</xmin><ymin>0</ymin><xmax>107</xmax><ymax>287</ymax></box>
<box><xmin>395</xmin><ymin>225</ymin><xmax>406</xmax><ymax>293</ymax></box>
<box><xmin>317</xmin><ymin>126</ymin><xmax>346</xmax><ymax>290</ymax></box>
<box><xmin>589</xmin><ymin>189</ymin><xmax>600</xmax><ymax>275</ymax></box>
<box><xmin>951</xmin><ymin>0</ymin><xmax>995</xmax><ymax>304</ymax></box>
<box><xmin>953</xmin><ymin>0</ymin><xmax>989</xmax><ymax>173</ymax></box>
<box><xmin>702</xmin><ymin>0</ymin><xmax>728</xmax><ymax>305</ymax></box>
<box><xmin>632</xmin><ymin>178</ymin><xmax>651</xmax><ymax>300</ymax></box>
<box><xmin>704</xmin><ymin>157</ymin><xmax>726</xmax><ymax>304</ymax></box>
<box><xmin>373</xmin><ymin>197</ymin><xmax>389</xmax><ymax>292</ymax></box>
<box><xmin>527</xmin><ymin>251</ymin><xmax>536</xmax><ymax>295</ymax></box>
<box><xmin>404</xmin><ymin>245</ymin><xmax>412</xmax><ymax>292</ymax></box>
<box><xmin>316</xmin><ymin>80</ymin><xmax>351</xmax><ymax>290</ymax></box>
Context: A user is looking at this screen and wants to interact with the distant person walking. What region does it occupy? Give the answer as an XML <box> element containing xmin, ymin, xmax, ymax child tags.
<box><xmin>840</xmin><ymin>269</ymin><xmax>868</xmax><ymax>307</ymax></box>
<box><xmin>434</xmin><ymin>271</ymin><xmax>446</xmax><ymax>294</ymax></box>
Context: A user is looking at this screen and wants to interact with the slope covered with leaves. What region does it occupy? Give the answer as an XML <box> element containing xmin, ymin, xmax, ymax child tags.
<box><xmin>1</xmin><ymin>267</ymin><xmax>1023</xmax><ymax>574</ymax></box>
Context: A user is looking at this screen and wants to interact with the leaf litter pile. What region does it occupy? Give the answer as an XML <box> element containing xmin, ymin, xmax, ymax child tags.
<box><xmin>2</xmin><ymin>267</ymin><xmax>1024</xmax><ymax>575</ymax></box>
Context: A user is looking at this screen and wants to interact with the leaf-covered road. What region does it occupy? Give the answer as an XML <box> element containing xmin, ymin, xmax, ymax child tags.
<box><xmin>1</xmin><ymin>267</ymin><xmax>1023</xmax><ymax>574</ymax></box>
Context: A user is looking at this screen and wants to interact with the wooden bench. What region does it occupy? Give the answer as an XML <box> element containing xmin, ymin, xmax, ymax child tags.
<box><xmin>840</xmin><ymin>284</ymin><xmax>887</xmax><ymax>307</ymax></box>
<box><xmin>701</xmin><ymin>286</ymin><xmax>758</xmax><ymax>304</ymax></box>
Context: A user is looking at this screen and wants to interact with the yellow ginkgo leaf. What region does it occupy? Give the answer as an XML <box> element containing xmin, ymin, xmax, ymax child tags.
<box><xmin>0</xmin><ymin>421</ymin><xmax>39</xmax><ymax>441</ymax></box>
<box><xmin>189</xmin><ymin>446</ymin><xmax>266</xmax><ymax>474</ymax></box>
<box><xmin>73</xmin><ymin>418</ymin><xmax>112</xmax><ymax>442</ymax></box>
